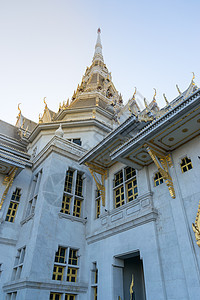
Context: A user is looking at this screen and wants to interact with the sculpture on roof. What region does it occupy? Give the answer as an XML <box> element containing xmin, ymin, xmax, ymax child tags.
<box><xmin>17</xmin><ymin>103</ymin><xmax>21</xmax><ymax>118</ymax></box>
<box><xmin>43</xmin><ymin>97</ymin><xmax>47</xmax><ymax>109</ymax></box>
<box><xmin>176</xmin><ymin>84</ymin><xmax>181</xmax><ymax>95</ymax></box>
<box><xmin>163</xmin><ymin>93</ymin><xmax>169</xmax><ymax>106</ymax></box>
<box><xmin>153</xmin><ymin>88</ymin><xmax>157</xmax><ymax>103</ymax></box>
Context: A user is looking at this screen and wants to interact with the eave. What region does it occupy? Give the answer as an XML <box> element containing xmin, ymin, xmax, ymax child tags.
<box><xmin>110</xmin><ymin>88</ymin><xmax>200</xmax><ymax>167</ymax></box>
<box><xmin>79</xmin><ymin>115</ymin><xmax>148</xmax><ymax>169</ymax></box>
<box><xmin>28</xmin><ymin>119</ymin><xmax>113</xmax><ymax>143</ymax></box>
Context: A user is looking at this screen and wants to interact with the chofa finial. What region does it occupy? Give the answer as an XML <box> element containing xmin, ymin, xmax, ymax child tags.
<box><xmin>192</xmin><ymin>72</ymin><xmax>195</xmax><ymax>86</ymax></box>
<box><xmin>133</xmin><ymin>87</ymin><xmax>137</xmax><ymax>99</ymax></box>
<box><xmin>153</xmin><ymin>88</ymin><xmax>157</xmax><ymax>102</ymax></box>
<box><xmin>176</xmin><ymin>84</ymin><xmax>181</xmax><ymax>95</ymax></box>
<box><xmin>163</xmin><ymin>93</ymin><xmax>169</xmax><ymax>106</ymax></box>
<box><xmin>18</xmin><ymin>103</ymin><xmax>21</xmax><ymax>115</ymax></box>
<box><xmin>144</xmin><ymin>98</ymin><xmax>149</xmax><ymax>109</ymax></box>
<box><xmin>43</xmin><ymin>97</ymin><xmax>47</xmax><ymax>109</ymax></box>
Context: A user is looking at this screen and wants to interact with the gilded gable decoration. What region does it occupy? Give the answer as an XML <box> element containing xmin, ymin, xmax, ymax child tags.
<box><xmin>153</xmin><ymin>88</ymin><xmax>157</xmax><ymax>103</ymax></box>
<box><xmin>145</xmin><ymin>145</ymin><xmax>175</xmax><ymax>198</ymax></box>
<box><xmin>85</xmin><ymin>162</ymin><xmax>107</xmax><ymax>206</ymax></box>
<box><xmin>15</xmin><ymin>104</ymin><xmax>36</xmax><ymax>139</ymax></box>
<box><xmin>0</xmin><ymin>167</ymin><xmax>18</xmax><ymax>210</ymax></box>
<box><xmin>183</xmin><ymin>72</ymin><xmax>198</xmax><ymax>100</ymax></box>
<box><xmin>38</xmin><ymin>97</ymin><xmax>56</xmax><ymax>123</ymax></box>
<box><xmin>192</xmin><ymin>200</ymin><xmax>200</xmax><ymax>247</ymax></box>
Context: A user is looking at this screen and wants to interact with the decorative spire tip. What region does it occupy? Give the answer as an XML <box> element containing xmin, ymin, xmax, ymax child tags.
<box><xmin>97</xmin><ymin>28</ymin><xmax>101</xmax><ymax>33</ymax></box>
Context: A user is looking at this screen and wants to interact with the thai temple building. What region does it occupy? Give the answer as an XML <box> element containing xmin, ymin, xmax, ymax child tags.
<box><xmin>0</xmin><ymin>29</ymin><xmax>200</xmax><ymax>300</ymax></box>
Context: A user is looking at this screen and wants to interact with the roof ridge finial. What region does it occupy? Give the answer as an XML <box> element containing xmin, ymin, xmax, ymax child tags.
<box><xmin>93</xmin><ymin>28</ymin><xmax>104</xmax><ymax>62</ymax></box>
<box><xmin>153</xmin><ymin>88</ymin><xmax>157</xmax><ymax>103</ymax></box>
<box><xmin>133</xmin><ymin>87</ymin><xmax>137</xmax><ymax>100</ymax></box>
<box><xmin>163</xmin><ymin>93</ymin><xmax>169</xmax><ymax>106</ymax></box>
<box><xmin>43</xmin><ymin>97</ymin><xmax>47</xmax><ymax>109</ymax></box>
<box><xmin>192</xmin><ymin>72</ymin><xmax>195</xmax><ymax>86</ymax></box>
<box><xmin>17</xmin><ymin>103</ymin><xmax>22</xmax><ymax>117</ymax></box>
<box><xmin>176</xmin><ymin>84</ymin><xmax>181</xmax><ymax>95</ymax></box>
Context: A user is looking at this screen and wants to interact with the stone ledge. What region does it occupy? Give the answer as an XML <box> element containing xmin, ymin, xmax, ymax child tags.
<box><xmin>0</xmin><ymin>237</ymin><xmax>17</xmax><ymax>246</ymax></box>
<box><xmin>58</xmin><ymin>213</ymin><xmax>87</xmax><ymax>224</ymax></box>
<box><xmin>3</xmin><ymin>279</ymin><xmax>88</xmax><ymax>293</ymax></box>
<box><xmin>86</xmin><ymin>207</ymin><xmax>158</xmax><ymax>244</ymax></box>
<box><xmin>20</xmin><ymin>213</ymin><xmax>35</xmax><ymax>225</ymax></box>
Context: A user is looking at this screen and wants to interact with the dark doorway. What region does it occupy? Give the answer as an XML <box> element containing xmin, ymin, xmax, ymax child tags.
<box><xmin>123</xmin><ymin>255</ymin><xmax>146</xmax><ymax>300</ymax></box>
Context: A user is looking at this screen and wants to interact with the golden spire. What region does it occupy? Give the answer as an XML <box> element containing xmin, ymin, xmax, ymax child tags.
<box><xmin>43</xmin><ymin>97</ymin><xmax>47</xmax><ymax>109</ymax></box>
<box><xmin>93</xmin><ymin>28</ymin><xmax>104</xmax><ymax>62</ymax></box>
<box><xmin>153</xmin><ymin>88</ymin><xmax>157</xmax><ymax>103</ymax></box>
<box><xmin>176</xmin><ymin>84</ymin><xmax>181</xmax><ymax>95</ymax></box>
<box><xmin>163</xmin><ymin>93</ymin><xmax>169</xmax><ymax>105</ymax></box>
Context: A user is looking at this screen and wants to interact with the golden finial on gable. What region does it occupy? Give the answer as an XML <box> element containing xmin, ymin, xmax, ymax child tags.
<box><xmin>192</xmin><ymin>72</ymin><xmax>195</xmax><ymax>86</ymax></box>
<box><xmin>163</xmin><ymin>93</ymin><xmax>169</xmax><ymax>106</ymax></box>
<box><xmin>43</xmin><ymin>97</ymin><xmax>47</xmax><ymax>109</ymax></box>
<box><xmin>39</xmin><ymin>113</ymin><xmax>43</xmax><ymax>123</ymax></box>
<box><xmin>17</xmin><ymin>103</ymin><xmax>21</xmax><ymax>118</ymax></box>
<box><xmin>72</xmin><ymin>90</ymin><xmax>76</xmax><ymax>101</ymax></box>
<box><xmin>153</xmin><ymin>88</ymin><xmax>157</xmax><ymax>103</ymax></box>
<box><xmin>176</xmin><ymin>84</ymin><xmax>181</xmax><ymax>95</ymax></box>
<box><xmin>144</xmin><ymin>98</ymin><xmax>149</xmax><ymax>109</ymax></box>
<box><xmin>133</xmin><ymin>87</ymin><xmax>137</xmax><ymax>99</ymax></box>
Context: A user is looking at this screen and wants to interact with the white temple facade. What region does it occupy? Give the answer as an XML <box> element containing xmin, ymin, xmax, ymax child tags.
<box><xmin>0</xmin><ymin>29</ymin><xmax>200</xmax><ymax>300</ymax></box>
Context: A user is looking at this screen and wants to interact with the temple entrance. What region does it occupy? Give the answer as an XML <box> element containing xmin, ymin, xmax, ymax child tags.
<box><xmin>123</xmin><ymin>255</ymin><xmax>146</xmax><ymax>300</ymax></box>
<box><xmin>114</xmin><ymin>251</ymin><xmax>146</xmax><ymax>300</ymax></box>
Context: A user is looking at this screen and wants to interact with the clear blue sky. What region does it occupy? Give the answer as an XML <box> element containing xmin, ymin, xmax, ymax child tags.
<box><xmin>1</xmin><ymin>0</ymin><xmax>200</xmax><ymax>125</ymax></box>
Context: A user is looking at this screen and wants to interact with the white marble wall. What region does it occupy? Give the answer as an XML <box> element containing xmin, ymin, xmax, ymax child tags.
<box><xmin>0</xmin><ymin>133</ymin><xmax>200</xmax><ymax>299</ymax></box>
